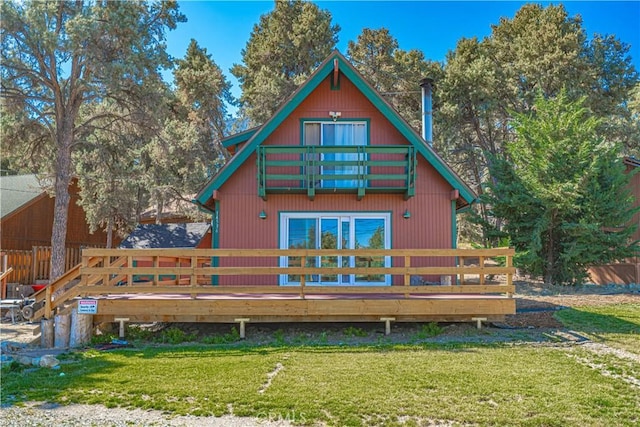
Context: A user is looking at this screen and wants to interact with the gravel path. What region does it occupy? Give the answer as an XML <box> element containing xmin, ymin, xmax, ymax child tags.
<box><xmin>0</xmin><ymin>402</ymin><xmax>293</xmax><ymax>427</ymax></box>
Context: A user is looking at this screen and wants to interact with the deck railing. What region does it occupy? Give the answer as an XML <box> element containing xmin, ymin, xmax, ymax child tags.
<box><xmin>257</xmin><ymin>145</ymin><xmax>416</xmax><ymax>200</ymax></box>
<box><xmin>31</xmin><ymin>248</ymin><xmax>515</xmax><ymax>320</ymax></box>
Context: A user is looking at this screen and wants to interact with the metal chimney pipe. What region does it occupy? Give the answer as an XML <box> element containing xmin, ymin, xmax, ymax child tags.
<box><xmin>419</xmin><ymin>78</ymin><xmax>434</xmax><ymax>145</ymax></box>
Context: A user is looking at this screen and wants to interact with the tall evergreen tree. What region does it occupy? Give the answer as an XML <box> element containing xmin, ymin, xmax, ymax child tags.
<box><xmin>347</xmin><ymin>28</ymin><xmax>442</xmax><ymax>132</ymax></box>
<box><xmin>1</xmin><ymin>0</ymin><xmax>184</xmax><ymax>279</ymax></box>
<box><xmin>144</xmin><ymin>40</ymin><xmax>233</xmax><ymax>223</ymax></box>
<box><xmin>437</xmin><ymin>3</ymin><xmax>638</xmax><ymax>244</ymax></box>
<box><xmin>485</xmin><ymin>91</ymin><xmax>638</xmax><ymax>285</ymax></box>
<box><xmin>231</xmin><ymin>0</ymin><xmax>339</xmax><ymax>125</ymax></box>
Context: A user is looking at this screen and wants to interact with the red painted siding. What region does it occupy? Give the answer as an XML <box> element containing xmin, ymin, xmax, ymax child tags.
<box><xmin>215</xmin><ymin>73</ymin><xmax>456</xmax><ymax>285</ymax></box>
<box><xmin>1</xmin><ymin>179</ymin><xmax>111</xmax><ymax>250</ymax></box>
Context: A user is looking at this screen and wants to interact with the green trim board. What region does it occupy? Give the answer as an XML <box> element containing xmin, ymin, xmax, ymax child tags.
<box><xmin>195</xmin><ymin>50</ymin><xmax>476</xmax><ymax>208</ymax></box>
<box><xmin>221</xmin><ymin>127</ymin><xmax>259</xmax><ymax>148</ymax></box>
<box><xmin>451</xmin><ymin>200</ymin><xmax>458</xmax><ymax>249</ymax></box>
<box><xmin>211</xmin><ymin>200</ymin><xmax>220</xmax><ymax>285</ymax></box>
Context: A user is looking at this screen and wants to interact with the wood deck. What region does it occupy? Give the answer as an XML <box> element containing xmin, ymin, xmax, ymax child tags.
<box><xmin>31</xmin><ymin>248</ymin><xmax>516</xmax><ymax>325</ymax></box>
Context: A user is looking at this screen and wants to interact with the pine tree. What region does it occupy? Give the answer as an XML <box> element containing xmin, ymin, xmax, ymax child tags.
<box><xmin>485</xmin><ymin>91</ymin><xmax>639</xmax><ymax>285</ymax></box>
<box><xmin>231</xmin><ymin>0</ymin><xmax>339</xmax><ymax>125</ymax></box>
<box><xmin>1</xmin><ymin>0</ymin><xmax>184</xmax><ymax>278</ymax></box>
<box><xmin>347</xmin><ymin>28</ymin><xmax>442</xmax><ymax>133</ymax></box>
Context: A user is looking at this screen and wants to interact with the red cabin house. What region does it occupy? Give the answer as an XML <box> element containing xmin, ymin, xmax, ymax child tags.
<box><xmin>194</xmin><ymin>51</ymin><xmax>477</xmax><ymax>287</ymax></box>
<box><xmin>30</xmin><ymin>52</ymin><xmax>515</xmax><ymax>330</ymax></box>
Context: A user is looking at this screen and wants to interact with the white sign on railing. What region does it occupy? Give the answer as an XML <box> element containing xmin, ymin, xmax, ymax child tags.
<box><xmin>78</xmin><ymin>299</ymin><xmax>98</xmax><ymax>314</ymax></box>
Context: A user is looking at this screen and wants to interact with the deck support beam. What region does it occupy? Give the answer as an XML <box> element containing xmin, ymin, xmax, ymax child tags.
<box><xmin>235</xmin><ymin>318</ymin><xmax>250</xmax><ymax>339</ymax></box>
<box><xmin>472</xmin><ymin>317</ymin><xmax>487</xmax><ymax>330</ymax></box>
<box><xmin>380</xmin><ymin>317</ymin><xmax>395</xmax><ymax>335</ymax></box>
<box><xmin>114</xmin><ymin>317</ymin><xmax>129</xmax><ymax>339</ymax></box>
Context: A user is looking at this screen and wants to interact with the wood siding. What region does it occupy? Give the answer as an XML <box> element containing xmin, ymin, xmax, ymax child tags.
<box><xmin>216</xmin><ymin>73</ymin><xmax>456</xmax><ymax>285</ymax></box>
<box><xmin>0</xmin><ymin>179</ymin><xmax>110</xmax><ymax>251</ymax></box>
<box><xmin>588</xmin><ymin>161</ymin><xmax>640</xmax><ymax>284</ymax></box>
<box><xmin>628</xmin><ymin>162</ymin><xmax>640</xmax><ymax>245</ymax></box>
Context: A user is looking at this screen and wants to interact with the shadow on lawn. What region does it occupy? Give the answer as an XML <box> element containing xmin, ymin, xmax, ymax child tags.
<box><xmin>554</xmin><ymin>305</ymin><xmax>640</xmax><ymax>335</ymax></box>
<box><xmin>0</xmin><ymin>353</ymin><xmax>125</xmax><ymax>407</ymax></box>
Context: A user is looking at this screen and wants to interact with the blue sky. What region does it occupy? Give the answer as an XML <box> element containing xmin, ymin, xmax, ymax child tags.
<box><xmin>164</xmin><ymin>1</ymin><xmax>640</xmax><ymax>112</ymax></box>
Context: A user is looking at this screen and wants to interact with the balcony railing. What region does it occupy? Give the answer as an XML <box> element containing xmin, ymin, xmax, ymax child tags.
<box><xmin>257</xmin><ymin>145</ymin><xmax>416</xmax><ymax>200</ymax></box>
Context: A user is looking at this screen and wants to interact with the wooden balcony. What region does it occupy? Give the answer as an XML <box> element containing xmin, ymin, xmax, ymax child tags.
<box><xmin>30</xmin><ymin>248</ymin><xmax>515</xmax><ymax>325</ymax></box>
<box><xmin>257</xmin><ymin>145</ymin><xmax>416</xmax><ymax>200</ymax></box>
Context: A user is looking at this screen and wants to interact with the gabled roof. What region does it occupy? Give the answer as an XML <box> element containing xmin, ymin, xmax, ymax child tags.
<box><xmin>119</xmin><ymin>222</ymin><xmax>211</xmax><ymax>249</ymax></box>
<box><xmin>195</xmin><ymin>50</ymin><xmax>476</xmax><ymax>209</ymax></box>
<box><xmin>0</xmin><ymin>174</ymin><xmax>45</xmax><ymax>218</ymax></box>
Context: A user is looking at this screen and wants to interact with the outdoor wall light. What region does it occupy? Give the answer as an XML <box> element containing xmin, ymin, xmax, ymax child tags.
<box><xmin>329</xmin><ymin>111</ymin><xmax>341</xmax><ymax>121</ymax></box>
<box><xmin>403</xmin><ymin>209</ymin><xmax>411</xmax><ymax>219</ymax></box>
<box><xmin>259</xmin><ymin>210</ymin><xmax>267</xmax><ymax>220</ymax></box>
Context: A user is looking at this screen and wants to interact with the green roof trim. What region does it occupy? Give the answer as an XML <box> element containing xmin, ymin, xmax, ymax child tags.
<box><xmin>196</xmin><ymin>50</ymin><xmax>476</xmax><ymax>208</ymax></box>
<box><xmin>221</xmin><ymin>127</ymin><xmax>259</xmax><ymax>148</ymax></box>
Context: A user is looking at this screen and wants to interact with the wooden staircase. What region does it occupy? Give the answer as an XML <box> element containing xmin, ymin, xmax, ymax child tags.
<box><xmin>28</xmin><ymin>256</ymin><xmax>101</xmax><ymax>321</ymax></box>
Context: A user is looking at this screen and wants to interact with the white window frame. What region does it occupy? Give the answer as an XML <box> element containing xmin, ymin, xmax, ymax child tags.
<box><xmin>303</xmin><ymin>121</ymin><xmax>368</xmax><ymax>188</ymax></box>
<box><xmin>279</xmin><ymin>212</ymin><xmax>391</xmax><ymax>286</ymax></box>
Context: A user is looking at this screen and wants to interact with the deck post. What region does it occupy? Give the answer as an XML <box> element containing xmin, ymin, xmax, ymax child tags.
<box><xmin>44</xmin><ymin>283</ymin><xmax>53</xmax><ymax>319</ymax></box>
<box><xmin>506</xmin><ymin>253</ymin><xmax>513</xmax><ymax>298</ymax></box>
<box><xmin>127</xmin><ymin>256</ymin><xmax>133</xmax><ymax>286</ymax></box>
<box><xmin>235</xmin><ymin>318</ymin><xmax>250</xmax><ymax>339</ymax></box>
<box><xmin>190</xmin><ymin>256</ymin><xmax>198</xmax><ymax>299</ymax></box>
<box><xmin>299</xmin><ymin>255</ymin><xmax>306</xmax><ymax>299</ymax></box>
<box><xmin>380</xmin><ymin>317</ymin><xmax>395</xmax><ymax>335</ymax></box>
<box><xmin>404</xmin><ymin>255</ymin><xmax>410</xmax><ymax>298</ymax></box>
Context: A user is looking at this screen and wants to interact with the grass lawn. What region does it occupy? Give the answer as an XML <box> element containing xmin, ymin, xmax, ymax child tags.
<box><xmin>555</xmin><ymin>303</ymin><xmax>640</xmax><ymax>355</ymax></box>
<box><xmin>2</xmin><ymin>304</ymin><xmax>639</xmax><ymax>426</ymax></box>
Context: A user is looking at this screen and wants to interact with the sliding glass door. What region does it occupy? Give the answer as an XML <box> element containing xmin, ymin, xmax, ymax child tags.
<box><xmin>280</xmin><ymin>213</ymin><xmax>390</xmax><ymax>285</ymax></box>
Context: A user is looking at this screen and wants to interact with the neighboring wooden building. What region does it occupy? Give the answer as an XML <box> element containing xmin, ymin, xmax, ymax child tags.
<box><xmin>588</xmin><ymin>156</ymin><xmax>640</xmax><ymax>284</ymax></box>
<box><xmin>0</xmin><ymin>175</ymin><xmax>109</xmax><ymax>250</ymax></box>
<box><xmin>195</xmin><ymin>50</ymin><xmax>477</xmax><ymax>286</ymax></box>
<box><xmin>1</xmin><ymin>175</ymin><xmax>111</xmax><ymax>284</ymax></box>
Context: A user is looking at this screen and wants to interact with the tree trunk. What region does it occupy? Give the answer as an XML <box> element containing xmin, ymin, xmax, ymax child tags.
<box><xmin>156</xmin><ymin>194</ymin><xmax>164</xmax><ymax>225</ymax></box>
<box><xmin>545</xmin><ymin>210</ymin><xmax>556</xmax><ymax>285</ymax></box>
<box><xmin>106</xmin><ymin>217</ymin><xmax>113</xmax><ymax>249</ymax></box>
<box><xmin>50</xmin><ymin>144</ymin><xmax>72</xmax><ymax>281</ymax></box>
<box><xmin>50</xmin><ymin>115</ymin><xmax>74</xmax><ymax>281</ymax></box>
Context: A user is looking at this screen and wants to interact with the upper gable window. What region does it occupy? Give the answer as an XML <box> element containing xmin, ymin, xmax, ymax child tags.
<box><xmin>303</xmin><ymin>122</ymin><xmax>367</xmax><ymax>147</ymax></box>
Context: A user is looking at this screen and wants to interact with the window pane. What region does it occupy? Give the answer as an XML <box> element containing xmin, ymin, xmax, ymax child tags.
<box><xmin>304</xmin><ymin>123</ymin><xmax>321</xmax><ymax>187</ymax></box>
<box><xmin>341</xmin><ymin>219</ymin><xmax>350</xmax><ymax>283</ymax></box>
<box><xmin>320</xmin><ymin>218</ymin><xmax>338</xmax><ymax>282</ymax></box>
<box><xmin>304</xmin><ymin>123</ymin><xmax>320</xmax><ymax>146</ymax></box>
<box><xmin>288</xmin><ymin>218</ymin><xmax>316</xmax><ymax>282</ymax></box>
<box><xmin>354</xmin><ymin>218</ymin><xmax>385</xmax><ymax>283</ymax></box>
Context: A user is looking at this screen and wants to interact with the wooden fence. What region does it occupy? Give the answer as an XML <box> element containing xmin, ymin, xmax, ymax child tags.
<box><xmin>1</xmin><ymin>246</ymin><xmax>86</xmax><ymax>285</ymax></box>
